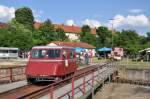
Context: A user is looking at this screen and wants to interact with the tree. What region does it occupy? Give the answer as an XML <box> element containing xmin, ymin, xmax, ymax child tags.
<box><xmin>143</xmin><ymin>41</ymin><xmax>150</xmax><ymax>48</ymax></box>
<box><xmin>55</xmin><ymin>28</ymin><xmax>68</xmax><ymax>41</ymax></box>
<box><xmin>112</xmin><ymin>31</ymin><xmax>121</xmax><ymax>47</ymax></box>
<box><xmin>15</xmin><ymin>7</ymin><xmax>34</xmax><ymax>30</ymax></box>
<box><xmin>96</xmin><ymin>26</ymin><xmax>112</xmax><ymax>47</ymax></box>
<box><xmin>80</xmin><ymin>25</ymin><xmax>91</xmax><ymax>38</ymax></box>
<box><xmin>117</xmin><ymin>30</ymin><xmax>141</xmax><ymax>55</ymax></box>
<box><xmin>80</xmin><ymin>25</ymin><xmax>97</xmax><ymax>46</ymax></box>
<box><xmin>34</xmin><ymin>19</ymin><xmax>56</xmax><ymax>45</ymax></box>
<box><xmin>146</xmin><ymin>32</ymin><xmax>150</xmax><ymax>41</ymax></box>
<box><xmin>6</xmin><ymin>19</ymin><xmax>33</xmax><ymax>51</ymax></box>
<box><xmin>0</xmin><ymin>28</ymin><xmax>10</xmax><ymax>47</ymax></box>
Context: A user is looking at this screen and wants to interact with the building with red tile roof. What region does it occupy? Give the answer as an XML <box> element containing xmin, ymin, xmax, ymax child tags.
<box><xmin>34</xmin><ymin>22</ymin><xmax>96</xmax><ymax>34</ymax></box>
<box><xmin>1</xmin><ymin>22</ymin><xmax>97</xmax><ymax>40</ymax></box>
<box><xmin>0</xmin><ymin>23</ymin><xmax>7</xmax><ymax>29</ymax></box>
<box><xmin>34</xmin><ymin>22</ymin><xmax>96</xmax><ymax>40</ymax></box>
<box><xmin>48</xmin><ymin>41</ymin><xmax>95</xmax><ymax>49</ymax></box>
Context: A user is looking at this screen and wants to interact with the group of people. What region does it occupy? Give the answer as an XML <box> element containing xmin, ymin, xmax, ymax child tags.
<box><xmin>18</xmin><ymin>51</ymin><xmax>29</xmax><ymax>58</ymax></box>
<box><xmin>77</xmin><ymin>49</ymin><xmax>94</xmax><ymax>65</ymax></box>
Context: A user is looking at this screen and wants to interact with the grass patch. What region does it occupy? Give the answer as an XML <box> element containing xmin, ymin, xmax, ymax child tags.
<box><xmin>118</xmin><ymin>58</ymin><xmax>150</xmax><ymax>70</ymax></box>
<box><xmin>93</xmin><ymin>57</ymin><xmax>108</xmax><ymax>63</ymax></box>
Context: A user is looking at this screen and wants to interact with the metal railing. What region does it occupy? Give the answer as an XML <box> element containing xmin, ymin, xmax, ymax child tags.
<box><xmin>18</xmin><ymin>62</ymin><xmax>117</xmax><ymax>99</ymax></box>
<box><xmin>47</xmin><ymin>63</ymin><xmax>117</xmax><ymax>99</ymax></box>
<box><xmin>57</xmin><ymin>62</ymin><xmax>117</xmax><ymax>99</ymax></box>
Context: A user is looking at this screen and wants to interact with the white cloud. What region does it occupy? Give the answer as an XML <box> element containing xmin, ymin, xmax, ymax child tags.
<box><xmin>109</xmin><ymin>14</ymin><xmax>150</xmax><ymax>28</ymax></box>
<box><xmin>126</xmin><ymin>14</ymin><xmax>150</xmax><ymax>26</ymax></box>
<box><xmin>0</xmin><ymin>5</ymin><xmax>15</xmax><ymax>22</ymax></box>
<box><xmin>129</xmin><ymin>9</ymin><xmax>142</xmax><ymax>14</ymax></box>
<box><xmin>33</xmin><ymin>10</ymin><xmax>43</xmax><ymax>22</ymax></box>
<box><xmin>82</xmin><ymin>19</ymin><xmax>101</xmax><ymax>28</ymax></box>
<box><xmin>109</xmin><ymin>14</ymin><xmax>125</xmax><ymax>28</ymax></box>
<box><xmin>65</xmin><ymin>19</ymin><xmax>75</xmax><ymax>26</ymax></box>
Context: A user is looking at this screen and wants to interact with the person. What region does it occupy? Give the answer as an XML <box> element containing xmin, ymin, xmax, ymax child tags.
<box><xmin>27</xmin><ymin>51</ymin><xmax>31</xmax><ymax>59</ymax></box>
<box><xmin>80</xmin><ymin>52</ymin><xmax>84</xmax><ymax>64</ymax></box>
<box><xmin>84</xmin><ymin>51</ymin><xmax>89</xmax><ymax>65</ymax></box>
<box><xmin>89</xmin><ymin>50</ymin><xmax>93</xmax><ymax>63</ymax></box>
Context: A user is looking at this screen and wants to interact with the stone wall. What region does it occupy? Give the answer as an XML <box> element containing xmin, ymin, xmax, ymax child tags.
<box><xmin>124</xmin><ymin>69</ymin><xmax>150</xmax><ymax>81</ymax></box>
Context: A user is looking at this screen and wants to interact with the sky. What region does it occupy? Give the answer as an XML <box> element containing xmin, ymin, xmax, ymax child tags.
<box><xmin>0</xmin><ymin>0</ymin><xmax>150</xmax><ymax>35</ymax></box>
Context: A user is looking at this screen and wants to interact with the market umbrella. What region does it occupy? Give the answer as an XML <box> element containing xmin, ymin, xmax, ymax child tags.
<box><xmin>98</xmin><ymin>47</ymin><xmax>112</xmax><ymax>59</ymax></box>
<box><xmin>98</xmin><ymin>47</ymin><xmax>112</xmax><ymax>51</ymax></box>
<box><xmin>75</xmin><ymin>47</ymin><xmax>85</xmax><ymax>53</ymax></box>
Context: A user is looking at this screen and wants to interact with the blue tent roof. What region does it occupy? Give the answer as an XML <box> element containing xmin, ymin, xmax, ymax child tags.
<box><xmin>75</xmin><ymin>47</ymin><xmax>85</xmax><ymax>53</ymax></box>
<box><xmin>98</xmin><ymin>47</ymin><xmax>112</xmax><ymax>51</ymax></box>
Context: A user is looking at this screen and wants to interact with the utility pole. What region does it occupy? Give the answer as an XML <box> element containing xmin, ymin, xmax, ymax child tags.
<box><xmin>109</xmin><ymin>19</ymin><xmax>115</xmax><ymax>48</ymax></box>
<box><xmin>109</xmin><ymin>18</ymin><xmax>120</xmax><ymax>48</ymax></box>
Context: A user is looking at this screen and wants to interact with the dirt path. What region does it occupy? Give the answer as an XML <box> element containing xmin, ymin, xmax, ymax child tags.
<box><xmin>94</xmin><ymin>83</ymin><xmax>150</xmax><ymax>99</ymax></box>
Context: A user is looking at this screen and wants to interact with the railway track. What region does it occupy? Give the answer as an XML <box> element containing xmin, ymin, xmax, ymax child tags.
<box><xmin>0</xmin><ymin>62</ymin><xmax>112</xmax><ymax>99</ymax></box>
<box><xmin>0</xmin><ymin>84</ymin><xmax>45</xmax><ymax>99</ymax></box>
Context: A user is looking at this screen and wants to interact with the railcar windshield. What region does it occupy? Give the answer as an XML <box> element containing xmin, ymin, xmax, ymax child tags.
<box><xmin>31</xmin><ymin>49</ymin><xmax>47</xmax><ymax>58</ymax></box>
<box><xmin>48</xmin><ymin>49</ymin><xmax>60</xmax><ymax>58</ymax></box>
<box><xmin>31</xmin><ymin>49</ymin><xmax>60</xmax><ymax>58</ymax></box>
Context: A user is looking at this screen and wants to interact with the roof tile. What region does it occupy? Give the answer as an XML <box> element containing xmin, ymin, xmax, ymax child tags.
<box><xmin>49</xmin><ymin>41</ymin><xmax>95</xmax><ymax>49</ymax></box>
<box><xmin>34</xmin><ymin>22</ymin><xmax>96</xmax><ymax>34</ymax></box>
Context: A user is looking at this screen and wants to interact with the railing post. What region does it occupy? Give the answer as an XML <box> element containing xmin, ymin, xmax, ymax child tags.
<box><xmin>92</xmin><ymin>71</ymin><xmax>94</xmax><ymax>99</ymax></box>
<box><xmin>10</xmin><ymin>67</ymin><xmax>13</xmax><ymax>82</ymax></box>
<box><xmin>83</xmin><ymin>73</ymin><xmax>86</xmax><ymax>95</ymax></box>
<box><xmin>72</xmin><ymin>77</ymin><xmax>75</xmax><ymax>99</ymax></box>
<box><xmin>50</xmin><ymin>85</ymin><xmax>54</xmax><ymax>99</ymax></box>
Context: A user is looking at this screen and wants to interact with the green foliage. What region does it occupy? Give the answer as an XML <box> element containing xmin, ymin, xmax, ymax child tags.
<box><xmin>33</xmin><ymin>19</ymin><xmax>69</xmax><ymax>45</ymax></box>
<box><xmin>80</xmin><ymin>25</ymin><xmax>91</xmax><ymax>37</ymax></box>
<box><xmin>0</xmin><ymin>28</ymin><xmax>10</xmax><ymax>46</ymax></box>
<box><xmin>96</xmin><ymin>26</ymin><xmax>112</xmax><ymax>47</ymax></box>
<box><xmin>37</xmin><ymin>19</ymin><xmax>56</xmax><ymax>44</ymax></box>
<box><xmin>142</xmin><ymin>42</ymin><xmax>150</xmax><ymax>48</ymax></box>
<box><xmin>15</xmin><ymin>7</ymin><xmax>34</xmax><ymax>30</ymax></box>
<box><xmin>146</xmin><ymin>32</ymin><xmax>150</xmax><ymax>41</ymax></box>
<box><xmin>55</xmin><ymin>28</ymin><xmax>68</xmax><ymax>41</ymax></box>
<box><xmin>0</xmin><ymin>19</ymin><xmax>33</xmax><ymax>51</ymax></box>
<box><xmin>114</xmin><ymin>30</ymin><xmax>141</xmax><ymax>54</ymax></box>
<box><xmin>0</xmin><ymin>6</ymin><xmax>150</xmax><ymax>55</ymax></box>
<box><xmin>80</xmin><ymin>25</ymin><xmax>97</xmax><ymax>46</ymax></box>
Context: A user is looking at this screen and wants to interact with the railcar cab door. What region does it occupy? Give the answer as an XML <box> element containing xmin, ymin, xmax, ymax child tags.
<box><xmin>62</xmin><ymin>48</ymin><xmax>76</xmax><ymax>73</ymax></box>
<box><xmin>62</xmin><ymin>50</ymin><xmax>68</xmax><ymax>67</ymax></box>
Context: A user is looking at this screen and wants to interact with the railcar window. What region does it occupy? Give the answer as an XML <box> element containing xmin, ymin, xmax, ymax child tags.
<box><xmin>31</xmin><ymin>49</ymin><xmax>47</xmax><ymax>58</ymax></box>
<box><xmin>70</xmin><ymin>51</ymin><xmax>74</xmax><ymax>59</ymax></box>
<box><xmin>9</xmin><ymin>50</ymin><xmax>18</xmax><ymax>53</ymax></box>
<box><xmin>0</xmin><ymin>50</ymin><xmax>8</xmax><ymax>53</ymax></box>
<box><xmin>48</xmin><ymin>49</ymin><xmax>60</xmax><ymax>58</ymax></box>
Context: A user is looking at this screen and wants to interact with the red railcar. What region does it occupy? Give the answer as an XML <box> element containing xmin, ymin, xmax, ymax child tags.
<box><xmin>26</xmin><ymin>46</ymin><xmax>77</xmax><ymax>83</ymax></box>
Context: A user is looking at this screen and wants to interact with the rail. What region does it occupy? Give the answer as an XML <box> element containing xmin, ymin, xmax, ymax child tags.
<box><xmin>18</xmin><ymin>61</ymin><xmax>117</xmax><ymax>99</ymax></box>
<box><xmin>0</xmin><ymin>65</ymin><xmax>25</xmax><ymax>83</ymax></box>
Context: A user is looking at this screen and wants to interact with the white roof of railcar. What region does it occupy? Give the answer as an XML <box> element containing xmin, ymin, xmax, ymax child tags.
<box><xmin>0</xmin><ymin>47</ymin><xmax>19</xmax><ymax>50</ymax></box>
<box><xmin>32</xmin><ymin>46</ymin><xmax>74</xmax><ymax>49</ymax></box>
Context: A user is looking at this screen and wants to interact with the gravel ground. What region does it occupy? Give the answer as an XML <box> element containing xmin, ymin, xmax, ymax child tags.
<box><xmin>94</xmin><ymin>83</ymin><xmax>150</xmax><ymax>99</ymax></box>
<box><xmin>0</xmin><ymin>80</ymin><xmax>27</xmax><ymax>93</ymax></box>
